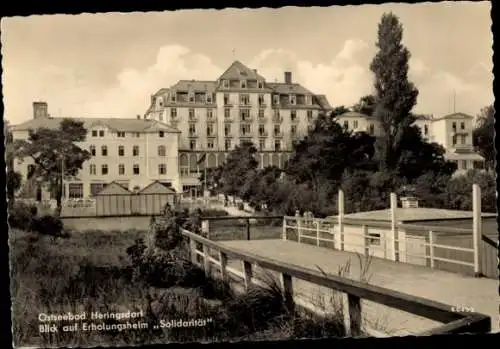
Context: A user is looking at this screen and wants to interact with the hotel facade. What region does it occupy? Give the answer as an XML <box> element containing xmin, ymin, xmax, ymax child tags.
<box><xmin>334</xmin><ymin>111</ymin><xmax>485</xmax><ymax>174</ymax></box>
<box><xmin>143</xmin><ymin>60</ymin><xmax>332</xmax><ymax>194</ymax></box>
<box><xmin>11</xmin><ymin>102</ymin><xmax>182</xmax><ymax>200</ymax></box>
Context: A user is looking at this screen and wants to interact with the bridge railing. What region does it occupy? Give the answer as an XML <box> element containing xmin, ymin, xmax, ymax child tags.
<box><xmin>181</xmin><ymin>228</ymin><xmax>491</xmax><ymax>336</ymax></box>
<box><xmin>200</xmin><ymin>215</ymin><xmax>284</xmax><ymax>241</ymax></box>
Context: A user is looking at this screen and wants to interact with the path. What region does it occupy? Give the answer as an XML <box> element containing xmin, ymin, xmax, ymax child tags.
<box><xmin>218</xmin><ymin>239</ymin><xmax>498</xmax><ymax>336</ymax></box>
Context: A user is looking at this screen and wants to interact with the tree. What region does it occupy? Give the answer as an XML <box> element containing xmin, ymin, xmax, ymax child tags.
<box><xmin>13</xmin><ymin>118</ymin><xmax>91</xmax><ymax>211</ymax></box>
<box><xmin>7</xmin><ymin>171</ymin><xmax>22</xmax><ymax>203</ymax></box>
<box><xmin>5</xmin><ymin>120</ymin><xmax>22</xmax><ymax>203</ymax></box>
<box><xmin>351</xmin><ymin>95</ymin><xmax>377</xmax><ymax>116</ymax></box>
<box><xmin>444</xmin><ymin>170</ymin><xmax>496</xmax><ymax>213</ymax></box>
<box><xmin>370</xmin><ymin>13</ymin><xmax>419</xmax><ymax>173</ymax></box>
<box><xmin>473</xmin><ymin>105</ymin><xmax>495</xmax><ymax>170</ymax></box>
<box><xmin>219</xmin><ymin>141</ymin><xmax>259</xmax><ymax>198</ymax></box>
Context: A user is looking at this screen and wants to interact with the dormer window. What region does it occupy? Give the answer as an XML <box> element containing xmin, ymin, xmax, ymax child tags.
<box><xmin>171</xmin><ymin>94</ymin><xmax>176</xmax><ymax>103</ymax></box>
<box><xmin>222</xmin><ymin>80</ymin><xmax>229</xmax><ymax>88</ymax></box>
<box><xmin>241</xmin><ymin>80</ymin><xmax>247</xmax><ymax>88</ymax></box>
<box><xmin>189</xmin><ymin>94</ymin><xmax>195</xmax><ymax>103</ymax></box>
<box><xmin>207</xmin><ymin>95</ymin><xmax>212</xmax><ymax>104</ymax></box>
<box><xmin>258</xmin><ymin>81</ymin><xmax>264</xmax><ymax>89</ymax></box>
<box><xmin>305</xmin><ymin>95</ymin><xmax>312</xmax><ymax>105</ymax></box>
<box><xmin>290</xmin><ymin>95</ymin><xmax>296</xmax><ymax>105</ymax></box>
<box><xmin>273</xmin><ymin>95</ymin><xmax>280</xmax><ymax>105</ymax></box>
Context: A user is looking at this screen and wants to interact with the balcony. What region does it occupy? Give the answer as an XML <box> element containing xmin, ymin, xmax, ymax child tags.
<box><xmin>224</xmin><ymin>115</ymin><xmax>234</xmax><ymax>122</ymax></box>
<box><xmin>272</xmin><ymin>116</ymin><xmax>283</xmax><ymax>123</ymax></box>
<box><xmin>258</xmin><ymin>131</ymin><xmax>269</xmax><ymax>138</ymax></box>
<box><xmin>188</xmin><ymin>132</ymin><xmax>199</xmax><ymax>138</ymax></box>
<box><xmin>240</xmin><ymin>101</ymin><xmax>251</xmax><ymax>107</ymax></box>
<box><xmin>258</xmin><ymin>101</ymin><xmax>267</xmax><ymax>107</ymax></box>
<box><xmin>290</xmin><ymin>117</ymin><xmax>299</xmax><ymax>124</ymax></box>
<box><xmin>453</xmin><ymin>144</ymin><xmax>474</xmax><ymax>152</ymax></box>
<box><xmin>188</xmin><ymin>115</ymin><xmax>199</xmax><ymax>122</ymax></box>
<box><xmin>274</xmin><ymin>132</ymin><xmax>284</xmax><ymax>138</ymax></box>
<box><xmin>223</xmin><ymin>101</ymin><xmax>234</xmax><ymax>107</ymax></box>
<box><xmin>240</xmin><ymin>116</ymin><xmax>254</xmax><ymax>123</ymax></box>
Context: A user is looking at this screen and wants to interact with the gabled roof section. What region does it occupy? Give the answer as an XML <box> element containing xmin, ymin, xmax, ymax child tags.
<box><xmin>314</xmin><ymin>95</ymin><xmax>332</xmax><ymax>110</ymax></box>
<box><xmin>170</xmin><ymin>80</ymin><xmax>217</xmax><ymax>93</ymax></box>
<box><xmin>11</xmin><ymin>117</ymin><xmax>180</xmax><ymax>133</ymax></box>
<box><xmin>267</xmin><ymin>82</ymin><xmax>312</xmax><ymax>95</ymax></box>
<box><xmin>96</xmin><ymin>181</ymin><xmax>133</xmax><ymax>196</ymax></box>
<box><xmin>139</xmin><ymin>180</ymin><xmax>177</xmax><ymax>195</ymax></box>
<box><xmin>217</xmin><ymin>60</ymin><xmax>266</xmax><ymax>81</ymax></box>
<box><xmin>433</xmin><ymin>112</ymin><xmax>474</xmax><ymax>121</ymax></box>
<box><xmin>337</xmin><ymin>111</ymin><xmax>370</xmax><ymax>119</ymax></box>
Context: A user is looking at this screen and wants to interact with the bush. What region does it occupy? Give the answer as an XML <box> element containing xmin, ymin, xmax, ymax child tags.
<box><xmin>32</xmin><ymin>215</ymin><xmax>64</xmax><ymax>237</ymax></box>
<box><xmin>237</xmin><ymin>203</ymin><xmax>245</xmax><ymax>211</ymax></box>
<box><xmin>8</xmin><ymin>202</ymin><xmax>37</xmax><ymax>231</ymax></box>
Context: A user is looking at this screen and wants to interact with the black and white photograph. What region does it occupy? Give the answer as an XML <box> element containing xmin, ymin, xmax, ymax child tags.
<box><xmin>2</xmin><ymin>1</ymin><xmax>497</xmax><ymax>347</ymax></box>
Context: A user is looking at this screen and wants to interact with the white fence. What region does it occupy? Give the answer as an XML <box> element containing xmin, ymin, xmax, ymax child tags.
<box><xmin>282</xmin><ymin>185</ymin><xmax>488</xmax><ymax>277</ymax></box>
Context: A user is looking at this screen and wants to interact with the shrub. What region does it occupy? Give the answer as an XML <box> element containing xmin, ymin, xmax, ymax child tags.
<box><xmin>237</xmin><ymin>203</ymin><xmax>245</xmax><ymax>211</ymax></box>
<box><xmin>8</xmin><ymin>202</ymin><xmax>37</xmax><ymax>231</ymax></box>
<box><xmin>32</xmin><ymin>215</ymin><xmax>64</xmax><ymax>237</ymax></box>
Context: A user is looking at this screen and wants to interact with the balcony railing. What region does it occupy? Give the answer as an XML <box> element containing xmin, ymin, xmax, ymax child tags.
<box><xmin>274</xmin><ymin>132</ymin><xmax>284</xmax><ymax>138</ymax></box>
<box><xmin>291</xmin><ymin>117</ymin><xmax>299</xmax><ymax>124</ymax></box>
<box><xmin>258</xmin><ymin>131</ymin><xmax>269</xmax><ymax>138</ymax></box>
<box><xmin>188</xmin><ymin>133</ymin><xmax>199</xmax><ymax>138</ymax></box>
<box><xmin>188</xmin><ymin>115</ymin><xmax>199</xmax><ymax>122</ymax></box>
<box><xmin>240</xmin><ymin>116</ymin><xmax>254</xmax><ymax>122</ymax></box>
<box><xmin>272</xmin><ymin>116</ymin><xmax>283</xmax><ymax>123</ymax></box>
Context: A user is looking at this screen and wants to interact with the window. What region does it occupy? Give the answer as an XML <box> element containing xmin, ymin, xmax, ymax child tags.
<box><xmin>171</xmin><ymin>108</ymin><xmax>177</xmax><ymax>118</ymax></box>
<box><xmin>274</xmin><ymin>124</ymin><xmax>281</xmax><ymax>136</ymax></box>
<box><xmin>224</xmin><ymin>108</ymin><xmax>231</xmax><ymax>119</ymax></box>
<box><xmin>424</xmin><ymin>124</ymin><xmax>429</xmax><ymax>136</ymax></box>
<box><xmin>224</xmin><ymin>124</ymin><xmax>231</xmax><ymax>136</ymax></box>
<box><xmin>92</xmin><ymin>130</ymin><xmax>98</xmax><ymax>137</ymax></box>
<box><xmin>274</xmin><ymin>140</ymin><xmax>281</xmax><ymax>151</ymax></box>
<box><xmin>240</xmin><ymin>94</ymin><xmax>250</xmax><ymax>105</ymax></box>
<box><xmin>159</xmin><ymin>131</ymin><xmax>164</xmax><ymax>138</ymax></box>
<box><xmin>90</xmin><ymin>145</ymin><xmax>96</xmax><ymax>156</ymax></box>
<box><xmin>225</xmin><ymin>139</ymin><xmax>231</xmax><ymax>150</ymax></box>
<box><xmin>133</xmin><ymin>164</ymin><xmax>140</xmax><ymax>175</ymax></box>
<box><xmin>240</xmin><ymin>108</ymin><xmax>250</xmax><ymax>121</ymax></box>
<box><xmin>158</xmin><ymin>164</ymin><xmax>167</xmax><ymax>175</ymax></box>
<box><xmin>68</xmin><ymin>183</ymin><xmax>84</xmax><ymax>199</ymax></box>
<box><xmin>189</xmin><ymin>94</ymin><xmax>195</xmax><ymax>103</ymax></box>
<box><xmin>273</xmin><ymin>95</ymin><xmax>279</xmax><ymax>105</ymax></box>
<box><xmin>258</xmin><ymin>109</ymin><xmax>265</xmax><ymax>119</ymax></box>
<box><xmin>189</xmin><ymin>123</ymin><xmax>196</xmax><ymax>135</ymax></box>
<box><xmin>353</xmin><ymin>120</ymin><xmax>359</xmax><ymax>129</ymax></box>
<box><xmin>305</xmin><ymin>95</ymin><xmax>312</xmax><ymax>105</ymax></box>
<box><xmin>343</xmin><ymin>121</ymin><xmax>349</xmax><ymax>129</ymax></box>
<box><xmin>134</xmin><ymin>132</ymin><xmax>140</xmax><ymax>138</ymax></box>
<box><xmin>460</xmin><ymin>135</ymin><xmax>466</xmax><ymax>144</ymax></box>
<box><xmin>101</xmin><ymin>146</ymin><xmax>108</xmax><ymax>156</ymax></box>
<box><xmin>207</xmin><ymin>123</ymin><xmax>215</xmax><ymax>136</ymax></box>
<box><xmin>207</xmin><ymin>108</ymin><xmax>213</xmax><ymax>119</ymax></box>
<box><xmin>89</xmin><ymin>164</ymin><xmax>96</xmax><ymax>175</ymax></box>
<box><xmin>171</xmin><ymin>94</ymin><xmax>176</xmax><ymax>102</ymax></box>
<box><xmin>240</xmin><ymin>124</ymin><xmax>251</xmax><ymax>135</ymax></box>
<box><xmin>291</xmin><ymin>125</ymin><xmax>297</xmax><ymax>135</ymax></box>
<box><xmin>307</xmin><ymin>110</ymin><xmax>313</xmax><ymax>121</ymax></box>
<box><xmin>190</xmin><ymin>140</ymin><xmax>196</xmax><ymax>150</ymax></box>
<box><xmin>118</xmin><ymin>146</ymin><xmax>125</xmax><ymax>156</ymax></box>
<box><xmin>207</xmin><ymin>94</ymin><xmax>213</xmax><ymax>104</ymax></box>
<box><xmin>99</xmin><ymin>130</ymin><xmax>105</xmax><ymax>137</ymax></box>
<box><xmin>460</xmin><ymin>122</ymin><xmax>465</xmax><ymax>130</ymax></box>
<box><xmin>90</xmin><ymin>183</ymin><xmax>106</xmax><ymax>196</ymax></box>
<box><xmin>452</xmin><ymin>135</ymin><xmax>457</xmax><ymax>145</ymax></box>
<box><xmin>259</xmin><ymin>139</ymin><xmax>265</xmax><ymax>150</ymax></box>
<box><xmin>158</xmin><ymin>145</ymin><xmax>166</xmax><ymax>156</ymax></box>
<box><xmin>101</xmin><ymin>164</ymin><xmax>108</xmax><ymax>175</ymax></box>
<box><xmin>367</xmin><ymin>233</ymin><xmax>381</xmax><ymax>246</ymax></box>
<box><xmin>241</xmin><ymin>80</ymin><xmax>247</xmax><ymax>88</ymax></box>
<box><xmin>258</xmin><ymin>81</ymin><xmax>264</xmax><ymax>89</ymax></box>
<box><xmin>452</xmin><ymin>122</ymin><xmax>457</xmax><ymax>131</ymax></box>
<box><xmin>207</xmin><ymin>139</ymin><xmax>215</xmax><ymax>149</ymax></box>
<box><xmin>118</xmin><ymin>164</ymin><xmax>125</xmax><ymax>175</ymax></box>
<box><xmin>133</xmin><ymin>146</ymin><xmax>139</xmax><ymax>156</ymax></box>
<box><xmin>290</xmin><ymin>95</ymin><xmax>296</xmax><ymax>105</ymax></box>
<box><xmin>224</xmin><ymin>94</ymin><xmax>230</xmax><ymax>105</ymax></box>
<box><xmin>223</xmin><ymin>80</ymin><xmax>229</xmax><ymax>88</ymax></box>
<box><xmin>189</xmin><ymin>108</ymin><xmax>195</xmax><ymax>119</ymax></box>
<box><xmin>259</xmin><ymin>124</ymin><xmax>266</xmax><ymax>136</ymax></box>
<box><xmin>461</xmin><ymin>160</ymin><xmax>467</xmax><ymax>170</ymax></box>
<box><xmin>291</xmin><ymin>110</ymin><xmax>297</xmax><ymax>121</ymax></box>
<box><xmin>117</xmin><ymin>132</ymin><xmax>125</xmax><ymax>137</ymax></box>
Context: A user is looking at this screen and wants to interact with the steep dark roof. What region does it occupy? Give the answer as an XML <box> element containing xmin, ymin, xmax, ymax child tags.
<box><xmin>217</xmin><ymin>60</ymin><xmax>266</xmax><ymax>81</ymax></box>
<box><xmin>267</xmin><ymin>82</ymin><xmax>313</xmax><ymax>95</ymax></box>
<box><xmin>170</xmin><ymin>80</ymin><xmax>217</xmax><ymax>93</ymax></box>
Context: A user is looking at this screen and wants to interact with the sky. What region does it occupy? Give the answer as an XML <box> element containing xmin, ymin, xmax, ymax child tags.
<box><xmin>1</xmin><ymin>1</ymin><xmax>493</xmax><ymax>125</ymax></box>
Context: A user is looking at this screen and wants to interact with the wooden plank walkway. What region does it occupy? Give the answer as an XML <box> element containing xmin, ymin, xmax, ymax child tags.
<box><xmin>219</xmin><ymin>239</ymin><xmax>499</xmax><ymax>336</ymax></box>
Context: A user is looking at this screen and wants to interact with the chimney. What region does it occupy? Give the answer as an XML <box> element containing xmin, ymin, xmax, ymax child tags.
<box><xmin>33</xmin><ymin>101</ymin><xmax>48</xmax><ymax>119</ymax></box>
<box><xmin>284</xmin><ymin>71</ymin><xmax>292</xmax><ymax>84</ymax></box>
<box><xmin>401</xmin><ymin>196</ymin><xmax>419</xmax><ymax>209</ymax></box>
<box><xmin>136</xmin><ymin>114</ymin><xmax>141</xmax><ymax>120</ymax></box>
<box><xmin>253</xmin><ymin>69</ymin><xmax>257</xmax><ymax>74</ymax></box>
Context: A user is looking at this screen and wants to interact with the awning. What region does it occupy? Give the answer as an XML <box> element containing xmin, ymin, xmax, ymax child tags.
<box><xmin>444</xmin><ymin>152</ymin><xmax>484</xmax><ymax>161</ymax></box>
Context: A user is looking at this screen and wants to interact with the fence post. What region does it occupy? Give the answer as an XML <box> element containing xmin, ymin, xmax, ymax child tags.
<box><xmin>362</xmin><ymin>225</ymin><xmax>368</xmax><ymax>256</ymax></box>
<box><xmin>219</xmin><ymin>251</ymin><xmax>228</xmax><ymax>283</ymax></box>
<box><xmin>281</xmin><ymin>273</ymin><xmax>295</xmax><ymax>313</ymax></box>
<box><xmin>296</xmin><ymin>211</ymin><xmax>302</xmax><ymax>243</ymax></box>
<box><xmin>282</xmin><ymin>217</ymin><xmax>287</xmax><ymax>241</ymax></box>
<box><xmin>243</xmin><ymin>261</ymin><xmax>253</xmax><ymax>290</ymax></box>
<box><xmin>390</xmin><ymin>192</ymin><xmax>398</xmax><ymax>262</ymax></box>
<box><xmin>347</xmin><ymin>294</ymin><xmax>362</xmax><ymax>337</ymax></box>
<box><xmin>428</xmin><ymin>230</ymin><xmax>435</xmax><ymax>268</ymax></box>
<box><xmin>338</xmin><ymin>189</ymin><xmax>345</xmax><ymax>251</ymax></box>
<box><xmin>472</xmin><ymin>184</ymin><xmax>482</xmax><ymax>277</ymax></box>
<box><xmin>189</xmin><ymin>238</ymin><xmax>198</xmax><ymax>265</ymax></box>
<box><xmin>201</xmin><ymin>219</ymin><xmax>210</xmax><ymax>239</ymax></box>
<box><xmin>246</xmin><ymin>219</ymin><xmax>251</xmax><ymax>241</ymax></box>
<box><xmin>203</xmin><ymin>244</ymin><xmax>211</xmax><ymax>276</ymax></box>
<box><xmin>316</xmin><ymin>221</ymin><xmax>320</xmax><ymax>246</ymax></box>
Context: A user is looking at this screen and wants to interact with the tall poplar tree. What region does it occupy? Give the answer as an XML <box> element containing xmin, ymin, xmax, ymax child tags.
<box><xmin>370</xmin><ymin>13</ymin><xmax>419</xmax><ymax>172</ymax></box>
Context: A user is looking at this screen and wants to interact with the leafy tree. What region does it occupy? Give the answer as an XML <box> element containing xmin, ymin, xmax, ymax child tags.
<box><xmin>219</xmin><ymin>141</ymin><xmax>259</xmax><ymax>198</ymax></box>
<box><xmin>243</xmin><ymin>166</ymin><xmax>283</xmax><ymax>209</ymax></box>
<box><xmin>199</xmin><ymin>166</ymin><xmax>224</xmax><ymax>194</ymax></box>
<box><xmin>473</xmin><ymin>105</ymin><xmax>495</xmax><ymax>170</ymax></box>
<box><xmin>351</xmin><ymin>95</ymin><xmax>377</xmax><ymax>116</ymax></box>
<box><xmin>7</xmin><ymin>171</ymin><xmax>22</xmax><ymax>203</ymax></box>
<box><xmin>4</xmin><ymin>120</ymin><xmax>22</xmax><ymax>203</ymax></box>
<box><xmin>369</xmin><ymin>12</ymin><xmax>419</xmax><ymax>172</ymax></box>
<box><xmin>13</xmin><ymin>118</ymin><xmax>91</xmax><ymax>211</ymax></box>
<box><xmin>444</xmin><ymin>170</ymin><xmax>496</xmax><ymax>213</ymax></box>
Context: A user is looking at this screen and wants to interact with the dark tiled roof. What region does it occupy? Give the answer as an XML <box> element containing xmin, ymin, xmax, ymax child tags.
<box><xmin>338</xmin><ymin>111</ymin><xmax>370</xmax><ymax>118</ymax></box>
<box><xmin>314</xmin><ymin>94</ymin><xmax>332</xmax><ymax>110</ymax></box>
<box><xmin>170</xmin><ymin>80</ymin><xmax>217</xmax><ymax>93</ymax></box>
<box><xmin>267</xmin><ymin>82</ymin><xmax>312</xmax><ymax>95</ymax></box>
<box><xmin>433</xmin><ymin>112</ymin><xmax>474</xmax><ymax>121</ymax></box>
<box><xmin>153</xmin><ymin>88</ymin><xmax>170</xmax><ymax>96</ymax></box>
<box><xmin>11</xmin><ymin>117</ymin><xmax>180</xmax><ymax>133</ymax></box>
<box><xmin>217</xmin><ymin>60</ymin><xmax>266</xmax><ymax>81</ymax></box>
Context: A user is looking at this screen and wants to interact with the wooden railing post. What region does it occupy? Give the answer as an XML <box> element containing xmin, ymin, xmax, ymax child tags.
<box><xmin>338</xmin><ymin>189</ymin><xmax>345</xmax><ymax>251</ymax></box>
<box><xmin>282</xmin><ymin>217</ymin><xmax>287</xmax><ymax>241</ymax></box>
<box><xmin>281</xmin><ymin>273</ymin><xmax>295</xmax><ymax>313</ymax></box>
<box><xmin>472</xmin><ymin>184</ymin><xmax>482</xmax><ymax>277</ymax></box>
<box><xmin>347</xmin><ymin>294</ymin><xmax>362</xmax><ymax>337</ymax></box>
<box><xmin>203</xmin><ymin>244</ymin><xmax>211</xmax><ymax>276</ymax></box>
<box><xmin>201</xmin><ymin>219</ymin><xmax>210</xmax><ymax>239</ymax></box>
<box><xmin>243</xmin><ymin>261</ymin><xmax>253</xmax><ymax>290</ymax></box>
<box><xmin>219</xmin><ymin>251</ymin><xmax>228</xmax><ymax>283</ymax></box>
<box><xmin>362</xmin><ymin>225</ymin><xmax>368</xmax><ymax>256</ymax></box>
<box><xmin>390</xmin><ymin>192</ymin><xmax>399</xmax><ymax>262</ymax></box>
<box><xmin>296</xmin><ymin>213</ymin><xmax>302</xmax><ymax>243</ymax></box>
<box><xmin>316</xmin><ymin>221</ymin><xmax>320</xmax><ymax>246</ymax></box>
<box><xmin>428</xmin><ymin>230</ymin><xmax>435</xmax><ymax>268</ymax></box>
<box><xmin>246</xmin><ymin>218</ymin><xmax>251</xmax><ymax>241</ymax></box>
<box><xmin>189</xmin><ymin>237</ymin><xmax>197</xmax><ymax>265</ymax></box>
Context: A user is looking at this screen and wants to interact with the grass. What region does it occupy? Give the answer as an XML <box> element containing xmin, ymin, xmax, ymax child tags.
<box><xmin>9</xmin><ymin>226</ymin><xmax>351</xmax><ymax>347</ymax></box>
